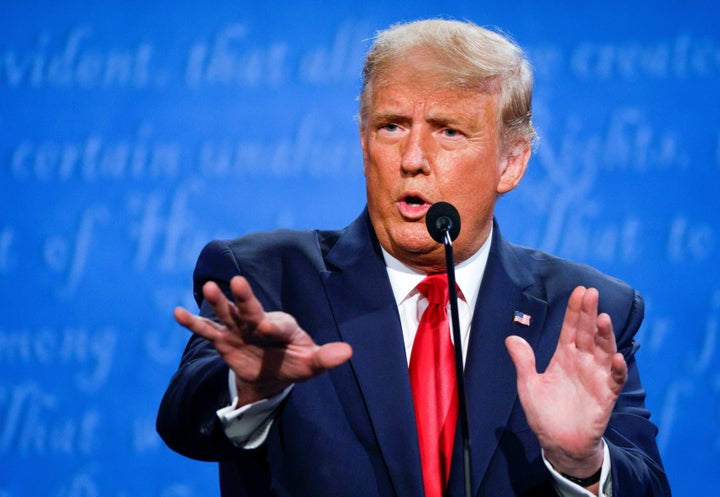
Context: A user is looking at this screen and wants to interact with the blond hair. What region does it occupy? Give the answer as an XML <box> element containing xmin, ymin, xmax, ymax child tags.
<box><xmin>359</xmin><ymin>19</ymin><xmax>537</xmax><ymax>148</ymax></box>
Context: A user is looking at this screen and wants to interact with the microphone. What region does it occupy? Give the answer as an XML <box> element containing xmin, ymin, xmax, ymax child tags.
<box><xmin>425</xmin><ymin>201</ymin><xmax>461</xmax><ymax>244</ymax></box>
<box><xmin>425</xmin><ymin>202</ymin><xmax>472</xmax><ymax>497</ymax></box>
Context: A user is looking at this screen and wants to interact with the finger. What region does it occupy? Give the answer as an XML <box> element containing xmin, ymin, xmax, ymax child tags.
<box><xmin>228</xmin><ymin>277</ymin><xmax>289</xmax><ymax>344</ymax></box>
<box><xmin>505</xmin><ymin>335</ymin><xmax>537</xmax><ymax>385</ymax></box>
<box><xmin>173</xmin><ymin>306</ymin><xmax>195</xmax><ymax>328</ymax></box>
<box><xmin>610</xmin><ymin>353</ymin><xmax>628</xmax><ymax>390</ymax></box>
<box><xmin>203</xmin><ymin>277</ymin><xmax>267</xmax><ymax>338</ymax></box>
<box><xmin>245</xmin><ymin>311</ymin><xmax>304</xmax><ymax>346</ymax></box>
<box><xmin>201</xmin><ymin>280</ymin><xmax>245</xmax><ymax>332</ymax></box>
<box><xmin>173</xmin><ymin>306</ymin><xmax>223</xmax><ymax>341</ymax></box>
<box><xmin>558</xmin><ymin>286</ymin><xmax>587</xmax><ymax>346</ymax></box>
<box><xmin>313</xmin><ymin>342</ymin><xmax>354</xmax><ymax>371</ymax></box>
<box><xmin>594</xmin><ymin>312</ymin><xmax>616</xmax><ymax>362</ymax></box>
<box><xmin>575</xmin><ymin>287</ymin><xmax>600</xmax><ymax>353</ymax></box>
<box><xmin>229</xmin><ymin>276</ymin><xmax>267</xmax><ymax>325</ymax></box>
<box><xmin>201</xmin><ymin>279</ymin><xmax>225</xmax><ymax>304</ymax></box>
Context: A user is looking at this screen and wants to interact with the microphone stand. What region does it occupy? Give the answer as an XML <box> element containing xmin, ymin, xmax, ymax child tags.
<box><xmin>441</xmin><ymin>229</ymin><xmax>472</xmax><ymax>497</ymax></box>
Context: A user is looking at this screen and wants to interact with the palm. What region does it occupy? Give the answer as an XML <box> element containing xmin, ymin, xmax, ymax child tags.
<box><xmin>506</xmin><ymin>286</ymin><xmax>628</xmax><ymax>474</ymax></box>
<box><xmin>174</xmin><ymin>276</ymin><xmax>353</xmax><ymax>405</ymax></box>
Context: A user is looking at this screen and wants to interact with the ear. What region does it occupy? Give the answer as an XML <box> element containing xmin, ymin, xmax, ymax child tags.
<box><xmin>497</xmin><ymin>141</ymin><xmax>531</xmax><ymax>194</ymax></box>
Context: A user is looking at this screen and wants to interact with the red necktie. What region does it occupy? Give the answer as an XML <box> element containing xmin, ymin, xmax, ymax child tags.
<box><xmin>409</xmin><ymin>273</ymin><xmax>459</xmax><ymax>497</ymax></box>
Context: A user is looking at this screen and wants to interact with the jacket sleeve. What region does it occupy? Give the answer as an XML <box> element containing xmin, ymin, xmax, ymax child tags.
<box><xmin>156</xmin><ymin>240</ymin><xmax>265</xmax><ymax>462</ymax></box>
<box><xmin>604</xmin><ymin>290</ymin><xmax>671</xmax><ymax>496</ymax></box>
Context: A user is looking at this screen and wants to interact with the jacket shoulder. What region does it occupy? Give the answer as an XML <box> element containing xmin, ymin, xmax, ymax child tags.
<box><xmin>506</xmin><ymin>241</ymin><xmax>634</xmax><ymax>294</ymax></box>
<box><xmin>192</xmin><ymin>228</ymin><xmax>344</xmax><ymax>308</ymax></box>
<box><xmin>503</xmin><ymin>240</ymin><xmax>643</xmax><ymax>333</ymax></box>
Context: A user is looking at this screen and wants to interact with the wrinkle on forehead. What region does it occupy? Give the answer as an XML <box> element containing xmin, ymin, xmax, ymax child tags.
<box><xmin>367</xmin><ymin>64</ymin><xmax>503</xmax><ymax>144</ymax></box>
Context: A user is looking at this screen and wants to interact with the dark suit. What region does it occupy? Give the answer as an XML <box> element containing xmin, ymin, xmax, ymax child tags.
<box><xmin>157</xmin><ymin>210</ymin><xmax>670</xmax><ymax>496</ymax></box>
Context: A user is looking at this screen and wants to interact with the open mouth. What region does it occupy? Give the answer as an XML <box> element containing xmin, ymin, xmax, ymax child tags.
<box><xmin>397</xmin><ymin>194</ymin><xmax>431</xmax><ymax>219</ymax></box>
<box><xmin>404</xmin><ymin>195</ymin><xmax>427</xmax><ymax>206</ymax></box>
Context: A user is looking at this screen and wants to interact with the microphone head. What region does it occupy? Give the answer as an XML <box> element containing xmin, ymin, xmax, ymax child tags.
<box><xmin>426</xmin><ymin>202</ymin><xmax>461</xmax><ymax>243</ymax></box>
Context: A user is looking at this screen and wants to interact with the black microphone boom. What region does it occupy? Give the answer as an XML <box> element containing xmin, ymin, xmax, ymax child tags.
<box><xmin>425</xmin><ymin>201</ymin><xmax>472</xmax><ymax>497</ymax></box>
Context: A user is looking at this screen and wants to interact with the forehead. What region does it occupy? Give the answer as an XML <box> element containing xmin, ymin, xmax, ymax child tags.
<box><xmin>368</xmin><ymin>75</ymin><xmax>500</xmax><ymax>127</ymax></box>
<box><xmin>365</xmin><ymin>50</ymin><xmax>501</xmax><ymax>121</ymax></box>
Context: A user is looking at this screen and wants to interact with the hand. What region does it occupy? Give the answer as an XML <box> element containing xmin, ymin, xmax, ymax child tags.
<box><xmin>174</xmin><ymin>276</ymin><xmax>353</xmax><ymax>406</ymax></box>
<box><xmin>505</xmin><ymin>286</ymin><xmax>628</xmax><ymax>481</ymax></box>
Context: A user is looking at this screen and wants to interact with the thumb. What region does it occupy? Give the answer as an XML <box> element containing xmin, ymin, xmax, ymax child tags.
<box><xmin>505</xmin><ymin>335</ymin><xmax>537</xmax><ymax>384</ymax></box>
<box><xmin>314</xmin><ymin>342</ymin><xmax>353</xmax><ymax>371</ymax></box>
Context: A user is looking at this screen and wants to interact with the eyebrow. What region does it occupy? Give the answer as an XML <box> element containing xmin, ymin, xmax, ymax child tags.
<box><xmin>370</xmin><ymin>110</ymin><xmax>467</xmax><ymax>127</ymax></box>
<box><xmin>427</xmin><ymin>114</ymin><xmax>464</xmax><ymax>127</ymax></box>
<box><xmin>369</xmin><ymin>112</ymin><xmax>412</xmax><ymax>127</ymax></box>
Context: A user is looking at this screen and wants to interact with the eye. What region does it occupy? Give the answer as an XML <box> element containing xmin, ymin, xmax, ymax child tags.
<box><xmin>381</xmin><ymin>123</ymin><xmax>400</xmax><ymax>132</ymax></box>
<box><xmin>442</xmin><ymin>128</ymin><xmax>461</xmax><ymax>138</ymax></box>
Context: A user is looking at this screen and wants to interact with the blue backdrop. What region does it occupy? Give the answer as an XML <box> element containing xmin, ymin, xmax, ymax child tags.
<box><xmin>1</xmin><ymin>1</ymin><xmax>718</xmax><ymax>495</ymax></box>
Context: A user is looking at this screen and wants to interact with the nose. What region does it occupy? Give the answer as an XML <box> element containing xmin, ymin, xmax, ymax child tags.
<box><xmin>401</xmin><ymin>126</ymin><xmax>430</xmax><ymax>175</ymax></box>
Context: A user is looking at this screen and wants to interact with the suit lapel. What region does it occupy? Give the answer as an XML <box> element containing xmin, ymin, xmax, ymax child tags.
<box><xmin>321</xmin><ymin>213</ymin><xmax>425</xmax><ymax>497</ymax></box>
<box><xmin>452</xmin><ymin>230</ymin><xmax>548</xmax><ymax>496</ymax></box>
<box><xmin>319</xmin><ymin>215</ymin><xmax>552</xmax><ymax>496</ymax></box>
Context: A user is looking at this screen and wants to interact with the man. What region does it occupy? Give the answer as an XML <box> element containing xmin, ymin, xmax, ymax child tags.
<box><xmin>157</xmin><ymin>19</ymin><xmax>670</xmax><ymax>497</ymax></box>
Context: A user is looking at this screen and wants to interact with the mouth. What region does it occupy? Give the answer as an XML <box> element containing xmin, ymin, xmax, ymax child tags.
<box><xmin>397</xmin><ymin>193</ymin><xmax>431</xmax><ymax>219</ymax></box>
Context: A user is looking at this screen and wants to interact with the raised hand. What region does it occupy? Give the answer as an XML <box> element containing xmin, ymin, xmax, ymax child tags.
<box><xmin>505</xmin><ymin>286</ymin><xmax>628</xmax><ymax>484</ymax></box>
<box><xmin>174</xmin><ymin>276</ymin><xmax>353</xmax><ymax>406</ymax></box>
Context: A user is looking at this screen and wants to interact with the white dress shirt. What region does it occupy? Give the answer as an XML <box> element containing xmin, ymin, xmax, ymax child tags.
<box><xmin>382</xmin><ymin>236</ymin><xmax>489</xmax><ymax>366</ymax></box>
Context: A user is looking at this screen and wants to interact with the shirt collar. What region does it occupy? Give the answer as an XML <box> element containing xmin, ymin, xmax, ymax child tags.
<box><xmin>382</xmin><ymin>226</ymin><xmax>492</xmax><ymax>313</ymax></box>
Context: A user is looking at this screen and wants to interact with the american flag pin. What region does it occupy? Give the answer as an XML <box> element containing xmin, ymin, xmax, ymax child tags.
<box><xmin>513</xmin><ymin>311</ymin><xmax>531</xmax><ymax>326</ymax></box>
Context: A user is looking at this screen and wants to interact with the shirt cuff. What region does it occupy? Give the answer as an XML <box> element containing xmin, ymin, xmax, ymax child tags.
<box><xmin>543</xmin><ymin>440</ymin><xmax>612</xmax><ymax>497</ymax></box>
<box><xmin>216</xmin><ymin>369</ymin><xmax>293</xmax><ymax>449</ymax></box>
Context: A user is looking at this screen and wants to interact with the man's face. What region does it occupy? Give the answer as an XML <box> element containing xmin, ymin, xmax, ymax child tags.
<box><xmin>361</xmin><ymin>54</ymin><xmax>529</xmax><ymax>272</ymax></box>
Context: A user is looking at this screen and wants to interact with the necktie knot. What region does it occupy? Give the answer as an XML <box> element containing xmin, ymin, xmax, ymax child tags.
<box><xmin>417</xmin><ymin>273</ymin><xmax>449</xmax><ymax>306</ymax></box>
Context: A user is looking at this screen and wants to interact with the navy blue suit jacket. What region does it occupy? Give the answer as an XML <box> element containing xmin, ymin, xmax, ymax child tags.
<box><xmin>157</xmin><ymin>210</ymin><xmax>670</xmax><ymax>496</ymax></box>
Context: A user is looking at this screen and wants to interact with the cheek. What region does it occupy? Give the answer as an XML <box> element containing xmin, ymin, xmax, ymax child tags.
<box><xmin>364</xmin><ymin>164</ymin><xmax>391</xmax><ymax>214</ymax></box>
<box><xmin>364</xmin><ymin>151</ymin><xmax>395</xmax><ymax>190</ymax></box>
<box><xmin>446</xmin><ymin>176</ymin><xmax>498</xmax><ymax>220</ymax></box>
<box><xmin>363</xmin><ymin>163</ymin><xmax>382</xmax><ymax>193</ymax></box>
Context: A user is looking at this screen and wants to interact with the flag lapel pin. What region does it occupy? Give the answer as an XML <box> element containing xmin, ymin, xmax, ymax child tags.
<box><xmin>513</xmin><ymin>310</ymin><xmax>531</xmax><ymax>326</ymax></box>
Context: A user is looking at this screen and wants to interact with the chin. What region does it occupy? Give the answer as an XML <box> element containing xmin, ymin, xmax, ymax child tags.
<box><xmin>393</xmin><ymin>240</ymin><xmax>446</xmax><ymax>271</ymax></box>
<box><xmin>405</xmin><ymin>253</ymin><xmax>448</xmax><ymax>273</ymax></box>
<box><xmin>391</xmin><ymin>228</ymin><xmax>433</xmax><ymax>253</ymax></box>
